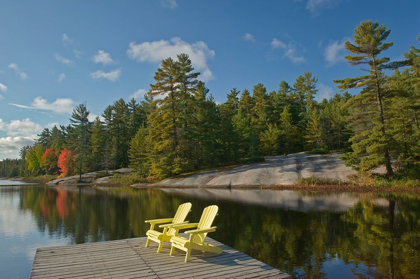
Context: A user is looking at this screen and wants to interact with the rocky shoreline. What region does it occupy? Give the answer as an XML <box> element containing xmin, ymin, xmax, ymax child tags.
<box><xmin>46</xmin><ymin>168</ymin><xmax>133</xmax><ymax>186</ymax></box>
<box><xmin>24</xmin><ymin>152</ymin><xmax>417</xmax><ymax>192</ymax></box>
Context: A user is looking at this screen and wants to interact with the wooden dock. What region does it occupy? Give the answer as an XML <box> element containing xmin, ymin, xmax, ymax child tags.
<box><xmin>30</xmin><ymin>236</ymin><xmax>290</xmax><ymax>279</ymax></box>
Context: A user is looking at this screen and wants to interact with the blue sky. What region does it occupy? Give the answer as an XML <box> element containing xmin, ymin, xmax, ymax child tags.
<box><xmin>0</xmin><ymin>0</ymin><xmax>419</xmax><ymax>160</ymax></box>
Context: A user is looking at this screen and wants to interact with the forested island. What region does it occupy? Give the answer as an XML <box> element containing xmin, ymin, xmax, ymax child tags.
<box><xmin>1</xmin><ymin>21</ymin><xmax>419</xmax><ymax>187</ymax></box>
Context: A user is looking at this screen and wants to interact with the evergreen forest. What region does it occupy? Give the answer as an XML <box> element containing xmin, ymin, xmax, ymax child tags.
<box><xmin>1</xmin><ymin>21</ymin><xmax>419</xmax><ymax>183</ymax></box>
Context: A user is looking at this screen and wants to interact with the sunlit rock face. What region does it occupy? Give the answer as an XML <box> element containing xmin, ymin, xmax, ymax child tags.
<box><xmin>157</xmin><ymin>153</ymin><xmax>358</xmax><ymax>187</ymax></box>
<box><xmin>160</xmin><ymin>188</ymin><xmax>388</xmax><ymax>212</ymax></box>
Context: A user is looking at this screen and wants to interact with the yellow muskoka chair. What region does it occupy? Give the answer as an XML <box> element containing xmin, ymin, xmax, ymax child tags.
<box><xmin>145</xmin><ymin>202</ymin><xmax>192</xmax><ymax>253</ymax></box>
<box><xmin>169</xmin><ymin>205</ymin><xmax>222</xmax><ymax>262</ymax></box>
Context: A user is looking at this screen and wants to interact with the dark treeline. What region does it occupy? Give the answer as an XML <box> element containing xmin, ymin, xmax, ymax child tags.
<box><xmin>1</xmin><ymin>21</ymin><xmax>419</xmax><ymax>180</ymax></box>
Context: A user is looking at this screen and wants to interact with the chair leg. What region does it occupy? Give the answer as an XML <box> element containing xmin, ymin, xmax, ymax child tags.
<box><xmin>157</xmin><ymin>241</ymin><xmax>164</xmax><ymax>253</ymax></box>
<box><xmin>185</xmin><ymin>246</ymin><xmax>192</xmax><ymax>262</ymax></box>
<box><xmin>145</xmin><ymin>238</ymin><xmax>151</xmax><ymax>247</ymax></box>
<box><xmin>170</xmin><ymin>245</ymin><xmax>176</xmax><ymax>256</ymax></box>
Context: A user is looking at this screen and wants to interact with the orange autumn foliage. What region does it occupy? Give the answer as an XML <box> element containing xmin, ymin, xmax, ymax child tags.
<box><xmin>57</xmin><ymin>149</ymin><xmax>77</xmax><ymax>178</ymax></box>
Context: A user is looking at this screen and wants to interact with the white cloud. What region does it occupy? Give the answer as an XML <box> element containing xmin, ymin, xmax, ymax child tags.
<box><xmin>271</xmin><ymin>38</ymin><xmax>287</xmax><ymax>49</ymax></box>
<box><xmin>62</xmin><ymin>33</ymin><xmax>76</xmax><ymax>48</ymax></box>
<box><xmin>130</xmin><ymin>89</ymin><xmax>147</xmax><ymax>100</ymax></box>
<box><xmin>20</xmin><ymin>72</ymin><xmax>28</xmax><ymax>80</ymax></box>
<box><xmin>270</xmin><ymin>39</ymin><xmax>306</xmax><ymax>64</ymax></box>
<box><xmin>161</xmin><ymin>0</ymin><xmax>177</xmax><ymax>9</ymax></box>
<box><xmin>9</xmin><ymin>97</ymin><xmax>75</xmax><ymax>114</ymax></box>
<box><xmin>243</xmin><ymin>33</ymin><xmax>255</xmax><ymax>42</ymax></box>
<box><xmin>0</xmin><ymin>83</ymin><xmax>7</xmax><ymax>92</ymax></box>
<box><xmin>317</xmin><ymin>84</ymin><xmax>335</xmax><ymax>101</ymax></box>
<box><xmin>8</xmin><ymin>63</ymin><xmax>19</xmax><ymax>71</ymax></box>
<box><xmin>87</xmin><ymin>113</ymin><xmax>104</xmax><ymax>122</ymax></box>
<box><xmin>57</xmin><ymin>73</ymin><xmax>66</xmax><ymax>83</ymax></box>
<box><xmin>127</xmin><ymin>37</ymin><xmax>215</xmax><ymax>81</ymax></box>
<box><xmin>46</xmin><ymin>122</ymin><xmax>59</xmax><ymax>128</ymax></box>
<box><xmin>201</xmin><ymin>69</ymin><xmax>214</xmax><ymax>82</ymax></box>
<box><xmin>0</xmin><ymin>136</ymin><xmax>35</xmax><ymax>152</ymax></box>
<box><xmin>62</xmin><ymin>33</ymin><xmax>71</xmax><ymax>43</ymax></box>
<box><xmin>8</xmin><ymin>103</ymin><xmax>31</xmax><ymax>109</ymax></box>
<box><xmin>306</xmin><ymin>0</ymin><xmax>340</xmax><ymax>15</ymax></box>
<box><xmin>55</xmin><ymin>54</ymin><xmax>73</xmax><ymax>65</ymax></box>
<box><xmin>31</xmin><ymin>97</ymin><xmax>74</xmax><ymax>114</ymax></box>
<box><xmin>8</xmin><ymin>63</ymin><xmax>28</xmax><ymax>80</ymax></box>
<box><xmin>90</xmin><ymin>68</ymin><xmax>121</xmax><ymax>82</ymax></box>
<box><xmin>324</xmin><ymin>38</ymin><xmax>348</xmax><ymax>66</ymax></box>
<box><xmin>92</xmin><ymin>50</ymin><xmax>114</xmax><ymax>65</ymax></box>
<box><xmin>73</xmin><ymin>49</ymin><xmax>83</xmax><ymax>59</ymax></box>
<box><xmin>0</xmin><ymin>118</ymin><xmax>42</xmax><ymax>137</ymax></box>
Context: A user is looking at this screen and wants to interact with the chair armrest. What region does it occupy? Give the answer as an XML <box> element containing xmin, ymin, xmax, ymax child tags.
<box><xmin>168</xmin><ymin>223</ymin><xmax>199</xmax><ymax>229</ymax></box>
<box><xmin>145</xmin><ymin>218</ymin><xmax>173</xmax><ymax>224</ymax></box>
<box><xmin>159</xmin><ymin>221</ymin><xmax>189</xmax><ymax>228</ymax></box>
<box><xmin>185</xmin><ymin>226</ymin><xmax>217</xmax><ymax>234</ymax></box>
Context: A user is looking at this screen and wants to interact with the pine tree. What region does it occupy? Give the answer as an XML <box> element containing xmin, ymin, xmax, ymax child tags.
<box><xmin>386</xmin><ymin>69</ymin><xmax>420</xmax><ymax>165</ymax></box>
<box><xmin>146</xmin><ymin>55</ymin><xmax>200</xmax><ymax>177</ymax></box>
<box><xmin>177</xmin><ymin>53</ymin><xmax>199</xmax><ymax>131</ymax></box>
<box><xmin>189</xmin><ymin>82</ymin><xmax>220</xmax><ymax>168</ymax></box>
<box><xmin>225</xmin><ymin>88</ymin><xmax>240</xmax><ymax>117</ymax></box>
<box><xmin>69</xmin><ymin>103</ymin><xmax>91</xmax><ymax>181</ymax></box>
<box><xmin>334</xmin><ymin>20</ymin><xmax>403</xmax><ymax>175</ymax></box>
<box><xmin>324</xmin><ymin>93</ymin><xmax>353</xmax><ymax>150</ymax></box>
<box><xmin>127</xmin><ymin>98</ymin><xmax>144</xmax><ymax>139</ymax></box>
<box><xmin>111</xmin><ymin>99</ymin><xmax>130</xmax><ymax>167</ymax></box>
<box><xmin>251</xmin><ymin>83</ymin><xmax>269</xmax><ymax>132</ymax></box>
<box><xmin>50</xmin><ymin>126</ymin><xmax>66</xmax><ymax>156</ymax></box>
<box><xmin>219</xmin><ymin>99</ymin><xmax>241</xmax><ymax>164</ymax></box>
<box><xmin>238</xmin><ymin>89</ymin><xmax>253</xmax><ymax>118</ymax></box>
<box><xmin>233</xmin><ymin>90</ymin><xmax>253</xmax><ymax>158</ymax></box>
<box><xmin>175</xmin><ymin>54</ymin><xmax>200</xmax><ymax>172</ymax></box>
<box><xmin>271</xmin><ymin>81</ymin><xmax>292</xmax><ymax>124</ymax></box>
<box><xmin>294</xmin><ymin>72</ymin><xmax>318</xmax><ymax>113</ymax></box>
<box><xmin>260</xmin><ymin>123</ymin><xmax>281</xmax><ymax>155</ymax></box>
<box><xmin>305</xmin><ymin>108</ymin><xmax>323</xmax><ymax>150</ymax></box>
<box><xmin>279</xmin><ymin>106</ymin><xmax>298</xmax><ymax>154</ymax></box>
<box><xmin>37</xmin><ymin>128</ymin><xmax>51</xmax><ymax>147</ymax></box>
<box><xmin>90</xmin><ymin>117</ymin><xmax>106</xmax><ymax>170</ymax></box>
<box><xmin>129</xmin><ymin>125</ymin><xmax>150</xmax><ymax>176</ymax></box>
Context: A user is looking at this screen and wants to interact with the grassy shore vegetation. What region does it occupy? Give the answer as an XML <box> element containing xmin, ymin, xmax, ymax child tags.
<box><xmin>109</xmin><ymin>173</ymin><xmax>149</xmax><ymax>187</ymax></box>
<box><xmin>22</xmin><ymin>175</ymin><xmax>58</xmax><ymax>184</ymax></box>
<box><xmin>0</xmin><ymin>21</ymin><xmax>419</xmax><ymax>187</ymax></box>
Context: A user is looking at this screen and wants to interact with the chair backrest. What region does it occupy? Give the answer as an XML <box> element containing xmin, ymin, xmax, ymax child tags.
<box><xmin>168</xmin><ymin>202</ymin><xmax>192</xmax><ymax>236</ymax></box>
<box><xmin>193</xmin><ymin>205</ymin><xmax>219</xmax><ymax>244</ymax></box>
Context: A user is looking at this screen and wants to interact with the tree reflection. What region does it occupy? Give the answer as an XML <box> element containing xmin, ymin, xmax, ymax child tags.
<box><xmin>3</xmin><ymin>186</ymin><xmax>420</xmax><ymax>279</ymax></box>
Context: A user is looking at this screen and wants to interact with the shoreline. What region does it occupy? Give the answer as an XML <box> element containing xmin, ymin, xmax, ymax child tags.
<box><xmin>3</xmin><ymin>152</ymin><xmax>419</xmax><ymax>193</ymax></box>
<box><xmin>2</xmin><ymin>176</ymin><xmax>419</xmax><ymax>194</ymax></box>
<box><xmin>128</xmin><ymin>183</ymin><xmax>420</xmax><ymax>194</ymax></box>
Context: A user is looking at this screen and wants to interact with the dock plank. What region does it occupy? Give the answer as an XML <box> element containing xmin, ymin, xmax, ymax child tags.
<box><xmin>30</xmin><ymin>236</ymin><xmax>290</xmax><ymax>279</ymax></box>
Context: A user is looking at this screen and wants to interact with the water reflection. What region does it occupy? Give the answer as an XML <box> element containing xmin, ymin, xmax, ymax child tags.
<box><xmin>0</xmin><ymin>185</ymin><xmax>419</xmax><ymax>279</ymax></box>
<box><xmin>160</xmin><ymin>188</ymin><xmax>389</xmax><ymax>212</ymax></box>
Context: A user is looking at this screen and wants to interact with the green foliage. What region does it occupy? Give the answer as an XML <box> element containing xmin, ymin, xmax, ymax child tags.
<box><xmin>26</xmin><ymin>144</ymin><xmax>45</xmax><ymax>175</ymax></box>
<box><xmin>128</xmin><ymin>125</ymin><xmax>150</xmax><ymax>176</ymax></box>
<box><xmin>69</xmin><ymin>103</ymin><xmax>91</xmax><ymax>179</ymax></box>
<box><xmin>334</xmin><ymin>20</ymin><xmax>406</xmax><ymax>176</ymax></box>
<box><xmin>90</xmin><ymin>117</ymin><xmax>106</xmax><ymax>170</ymax></box>
<box><xmin>15</xmin><ymin>34</ymin><xmax>418</xmax><ymax>183</ymax></box>
<box><xmin>260</xmin><ymin>123</ymin><xmax>281</xmax><ymax>155</ymax></box>
<box><xmin>109</xmin><ymin>173</ymin><xmax>149</xmax><ymax>186</ymax></box>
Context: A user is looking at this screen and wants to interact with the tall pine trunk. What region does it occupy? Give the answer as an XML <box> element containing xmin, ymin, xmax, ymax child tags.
<box><xmin>373</xmin><ymin>58</ymin><xmax>393</xmax><ymax>176</ymax></box>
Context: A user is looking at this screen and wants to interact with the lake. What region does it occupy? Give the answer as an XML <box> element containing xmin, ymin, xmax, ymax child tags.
<box><xmin>0</xmin><ymin>182</ymin><xmax>419</xmax><ymax>278</ymax></box>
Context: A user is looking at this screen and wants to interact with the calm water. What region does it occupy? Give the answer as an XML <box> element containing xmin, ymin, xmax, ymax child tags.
<box><xmin>1</xmin><ymin>183</ymin><xmax>419</xmax><ymax>279</ymax></box>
